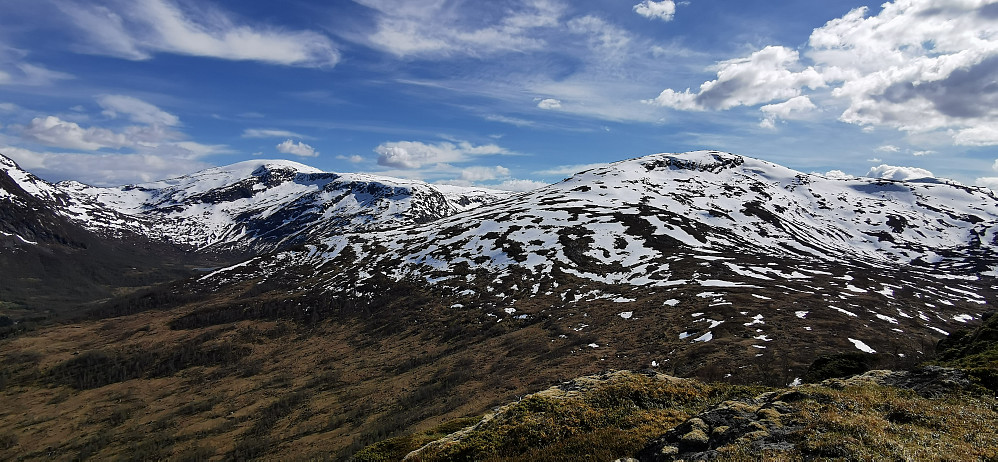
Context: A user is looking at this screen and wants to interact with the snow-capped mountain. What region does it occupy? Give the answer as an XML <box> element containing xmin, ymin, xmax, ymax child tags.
<box><xmin>1</xmin><ymin>154</ymin><xmax>511</xmax><ymax>253</ymax></box>
<box><xmin>210</xmin><ymin>150</ymin><xmax>998</xmax><ymax>286</ymax></box>
<box><xmin>198</xmin><ymin>151</ymin><xmax>996</xmax><ymax>369</ymax></box>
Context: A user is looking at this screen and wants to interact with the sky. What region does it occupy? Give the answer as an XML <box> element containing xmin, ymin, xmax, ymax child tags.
<box><xmin>0</xmin><ymin>0</ymin><xmax>997</xmax><ymax>190</ymax></box>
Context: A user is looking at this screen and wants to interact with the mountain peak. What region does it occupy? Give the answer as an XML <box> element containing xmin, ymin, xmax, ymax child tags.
<box><xmin>0</xmin><ymin>152</ymin><xmax>21</xmax><ymax>170</ymax></box>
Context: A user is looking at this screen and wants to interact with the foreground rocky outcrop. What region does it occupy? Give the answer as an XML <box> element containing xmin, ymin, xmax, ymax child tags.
<box><xmin>365</xmin><ymin>362</ymin><xmax>997</xmax><ymax>461</ymax></box>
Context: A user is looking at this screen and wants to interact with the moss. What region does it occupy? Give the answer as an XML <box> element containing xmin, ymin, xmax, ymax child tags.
<box><xmin>932</xmin><ymin>312</ymin><xmax>998</xmax><ymax>392</ymax></box>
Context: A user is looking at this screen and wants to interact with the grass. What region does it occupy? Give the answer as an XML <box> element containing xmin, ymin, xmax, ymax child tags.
<box><xmin>404</xmin><ymin>372</ymin><xmax>767</xmax><ymax>461</ymax></box>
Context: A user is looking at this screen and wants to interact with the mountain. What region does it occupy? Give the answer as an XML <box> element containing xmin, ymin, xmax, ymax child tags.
<box><xmin>57</xmin><ymin>160</ymin><xmax>510</xmax><ymax>253</ymax></box>
<box><xmin>194</xmin><ymin>150</ymin><xmax>997</xmax><ymax>380</ymax></box>
<box><xmin>0</xmin><ymin>156</ymin><xmax>199</xmax><ymax>317</ymax></box>
<box><xmin>0</xmin><ymin>153</ymin><xmax>509</xmax><ymax>312</ymax></box>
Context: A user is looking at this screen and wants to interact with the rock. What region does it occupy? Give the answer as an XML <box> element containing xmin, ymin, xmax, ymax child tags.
<box><xmin>635</xmin><ymin>391</ymin><xmax>800</xmax><ymax>461</ymax></box>
<box><xmin>822</xmin><ymin>367</ymin><xmax>972</xmax><ymax>398</ymax></box>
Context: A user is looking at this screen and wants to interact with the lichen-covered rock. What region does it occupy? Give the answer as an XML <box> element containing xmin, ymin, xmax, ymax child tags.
<box><xmin>635</xmin><ymin>390</ymin><xmax>805</xmax><ymax>461</ymax></box>
<box><xmin>822</xmin><ymin>367</ymin><xmax>972</xmax><ymax>398</ymax></box>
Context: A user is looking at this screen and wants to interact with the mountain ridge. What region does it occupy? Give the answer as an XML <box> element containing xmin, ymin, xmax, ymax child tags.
<box><xmin>0</xmin><ymin>153</ymin><xmax>512</xmax><ymax>253</ymax></box>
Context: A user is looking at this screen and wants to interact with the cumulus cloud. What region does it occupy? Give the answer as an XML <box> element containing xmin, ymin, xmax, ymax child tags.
<box><xmin>60</xmin><ymin>0</ymin><xmax>339</xmax><ymax>67</ymax></box>
<box><xmin>646</xmin><ymin>46</ymin><xmax>824</xmax><ymax>111</ymax></box>
<box><xmin>651</xmin><ymin>0</ymin><xmax>998</xmax><ymax>145</ymax></box>
<box><xmin>867</xmin><ymin>164</ymin><xmax>934</xmax><ymax>181</ymax></box>
<box><xmin>242</xmin><ymin>128</ymin><xmax>308</xmax><ymax>139</ymax></box>
<box><xmin>375</xmin><ymin>140</ymin><xmax>510</xmax><ymax>169</ymax></box>
<box><xmin>975</xmin><ymin>177</ymin><xmax>998</xmax><ymax>189</ymax></box>
<box><xmin>97</xmin><ymin>94</ymin><xmax>179</xmax><ymax>126</ymax></box>
<box><xmin>276</xmin><ymin>139</ymin><xmax>318</xmax><ymax>157</ymax></box>
<box><xmin>759</xmin><ymin>95</ymin><xmax>816</xmax><ymax>128</ymax></box>
<box><xmin>822</xmin><ymin>170</ymin><xmax>853</xmax><ymax>180</ymax></box>
<box><xmin>537</xmin><ymin>98</ymin><xmax>562</xmax><ymax>109</ymax></box>
<box><xmin>633</xmin><ymin>0</ymin><xmax>676</xmax><ymax>22</ymax></box>
<box><xmin>354</xmin><ymin>0</ymin><xmax>563</xmax><ymax>57</ymax></box>
<box><xmin>876</xmin><ymin>145</ymin><xmax>901</xmax><ymax>153</ymax></box>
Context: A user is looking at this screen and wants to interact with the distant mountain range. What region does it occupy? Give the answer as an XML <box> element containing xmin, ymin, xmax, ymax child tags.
<box><xmin>184</xmin><ymin>150</ymin><xmax>997</xmax><ymax>380</ymax></box>
<box><xmin>3</xmin><ymin>150</ymin><xmax>996</xmax><ymax>368</ymax></box>
<box><xmin>0</xmin><ymin>153</ymin><xmax>508</xmax><ymax>310</ymax></box>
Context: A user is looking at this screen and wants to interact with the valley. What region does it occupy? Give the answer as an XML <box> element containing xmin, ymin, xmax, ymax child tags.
<box><xmin>1</xmin><ymin>150</ymin><xmax>996</xmax><ymax>460</ymax></box>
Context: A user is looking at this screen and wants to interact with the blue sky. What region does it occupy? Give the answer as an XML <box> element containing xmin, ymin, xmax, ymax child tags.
<box><xmin>0</xmin><ymin>0</ymin><xmax>996</xmax><ymax>190</ymax></box>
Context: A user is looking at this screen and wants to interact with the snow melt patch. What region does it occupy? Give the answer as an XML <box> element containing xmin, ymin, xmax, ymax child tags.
<box><xmin>618</xmin><ymin>311</ymin><xmax>633</xmax><ymax>319</ymax></box>
<box><xmin>795</xmin><ymin>311</ymin><xmax>808</xmax><ymax>319</ymax></box>
<box><xmin>848</xmin><ymin>338</ymin><xmax>876</xmax><ymax>354</ymax></box>
<box><xmin>953</xmin><ymin>314</ymin><xmax>973</xmax><ymax>323</ymax></box>
<box><xmin>693</xmin><ymin>332</ymin><xmax>713</xmax><ymax>342</ymax></box>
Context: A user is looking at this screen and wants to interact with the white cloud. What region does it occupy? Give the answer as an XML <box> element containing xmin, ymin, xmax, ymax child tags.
<box><xmin>535</xmin><ymin>162</ymin><xmax>610</xmax><ymax>176</ymax></box>
<box><xmin>97</xmin><ymin>94</ymin><xmax>179</xmax><ymax>126</ymax></box>
<box><xmin>485</xmin><ymin>114</ymin><xmax>535</xmax><ymax>127</ymax></box>
<box><xmin>567</xmin><ymin>15</ymin><xmax>631</xmax><ymax>58</ymax></box>
<box><xmin>951</xmin><ymin>126</ymin><xmax>998</xmax><ymax>146</ymax></box>
<box><xmin>496</xmin><ymin>178</ymin><xmax>549</xmax><ymax>191</ymax></box>
<box><xmin>460</xmin><ymin>165</ymin><xmax>510</xmax><ymax>181</ymax></box>
<box><xmin>0</xmin><ymin>47</ymin><xmax>74</xmax><ymax>86</ymax></box>
<box><xmin>61</xmin><ymin>0</ymin><xmax>339</xmax><ymax>67</ymax></box>
<box><xmin>867</xmin><ymin>164</ymin><xmax>934</xmax><ymax>181</ymax></box>
<box><xmin>876</xmin><ymin>145</ymin><xmax>901</xmax><ymax>153</ymax></box>
<box><xmin>276</xmin><ymin>139</ymin><xmax>318</xmax><ymax>157</ymax></box>
<box><xmin>537</xmin><ymin>98</ymin><xmax>562</xmax><ymax>109</ymax></box>
<box><xmin>1</xmin><ymin>145</ymin><xmax>213</xmax><ymax>186</ymax></box>
<box><xmin>375</xmin><ymin>140</ymin><xmax>509</xmax><ymax>169</ymax></box>
<box><xmin>813</xmin><ymin>2</ymin><xmax>998</xmax><ymax>144</ymax></box>
<box><xmin>646</xmin><ymin>46</ymin><xmax>825</xmax><ymax>111</ymax></box>
<box><xmin>21</xmin><ymin>116</ymin><xmax>135</xmax><ymax>151</ymax></box>
<box><xmin>823</xmin><ymin>170</ymin><xmax>852</xmax><ymax>179</ymax></box>
<box><xmin>975</xmin><ymin>177</ymin><xmax>998</xmax><ymax>189</ymax></box>
<box><xmin>912</xmin><ymin>150</ymin><xmax>935</xmax><ymax>157</ymax></box>
<box><xmin>242</xmin><ymin>128</ymin><xmax>308</xmax><ymax>139</ymax></box>
<box><xmin>647</xmin><ymin>1</ymin><xmax>998</xmax><ymax>146</ymax></box>
<box><xmin>759</xmin><ymin>95</ymin><xmax>816</xmax><ymax>128</ymax></box>
<box><xmin>633</xmin><ymin>1</ymin><xmax>676</xmax><ymax>22</ymax></box>
<box><xmin>353</xmin><ymin>0</ymin><xmax>563</xmax><ymax>57</ymax></box>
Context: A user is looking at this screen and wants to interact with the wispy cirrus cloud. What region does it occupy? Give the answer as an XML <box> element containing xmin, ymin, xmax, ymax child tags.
<box><xmin>58</xmin><ymin>0</ymin><xmax>340</xmax><ymax>67</ymax></box>
<box><xmin>351</xmin><ymin>0</ymin><xmax>564</xmax><ymax>58</ymax></box>
<box><xmin>97</xmin><ymin>94</ymin><xmax>180</xmax><ymax>126</ymax></box>
<box><xmin>242</xmin><ymin>128</ymin><xmax>309</xmax><ymax>139</ymax></box>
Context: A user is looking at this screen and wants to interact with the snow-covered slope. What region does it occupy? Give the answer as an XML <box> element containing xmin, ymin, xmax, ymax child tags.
<box><xmin>1</xmin><ymin>154</ymin><xmax>511</xmax><ymax>253</ymax></box>
<box><xmin>201</xmin><ymin>151</ymin><xmax>997</xmax><ymax>339</ymax></box>
<box><xmin>217</xmin><ymin>150</ymin><xmax>998</xmax><ymax>284</ymax></box>
<box><xmin>159</xmin><ymin>151</ymin><xmax>998</xmax><ymax>381</ymax></box>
